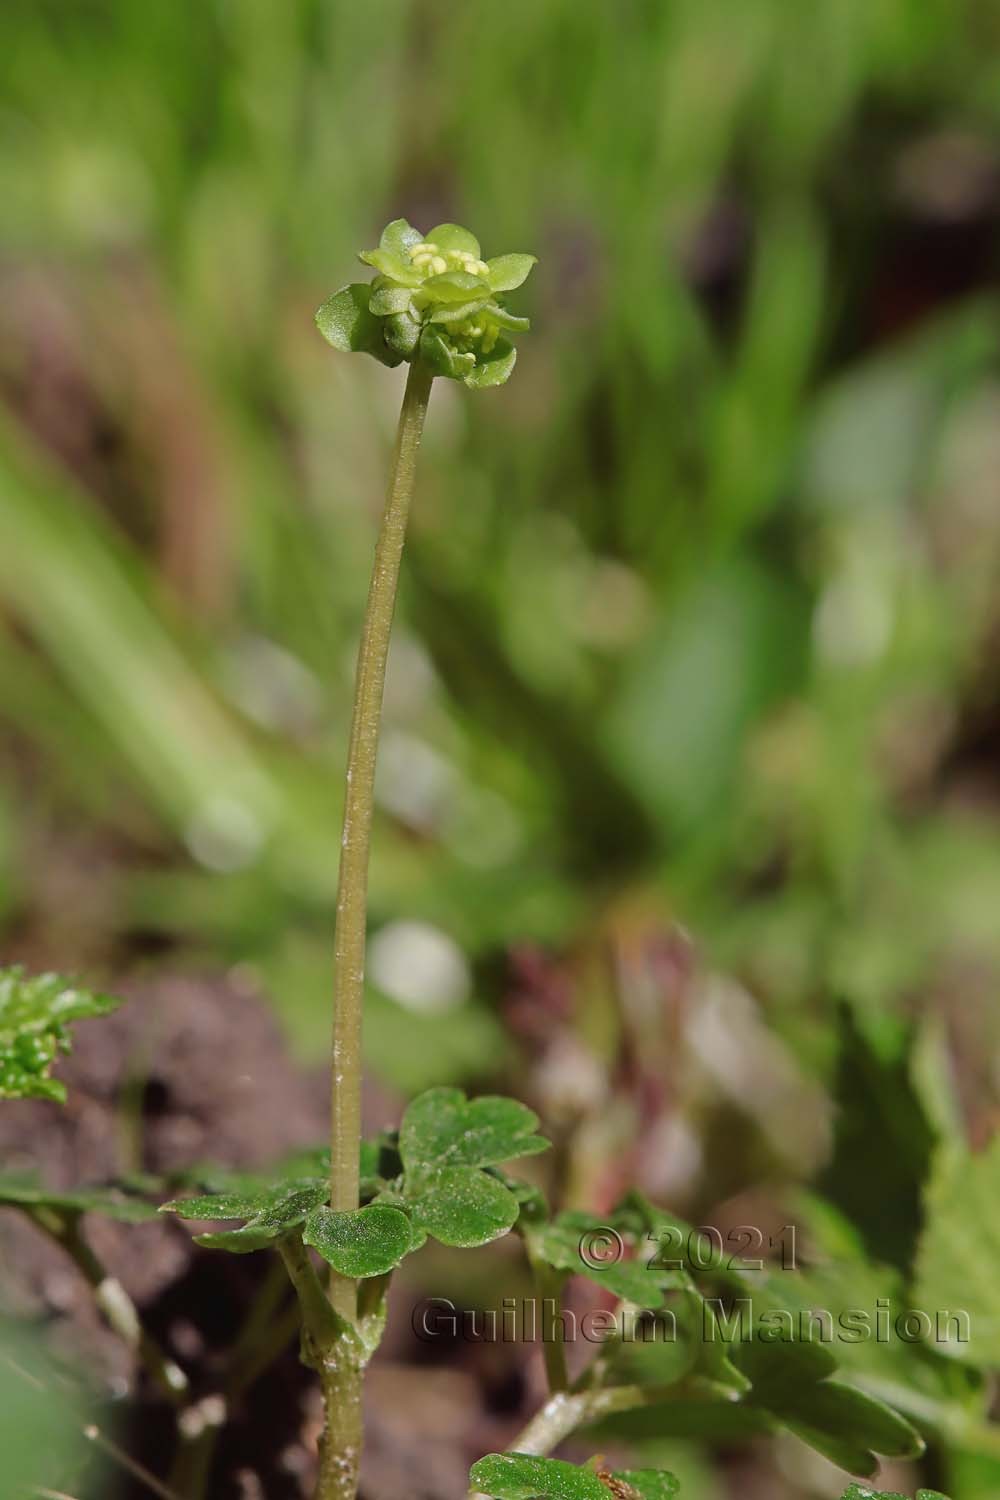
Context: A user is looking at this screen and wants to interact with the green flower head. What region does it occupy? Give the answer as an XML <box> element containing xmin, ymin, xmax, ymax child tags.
<box><xmin>316</xmin><ymin>219</ymin><xmax>536</xmax><ymax>390</ymax></box>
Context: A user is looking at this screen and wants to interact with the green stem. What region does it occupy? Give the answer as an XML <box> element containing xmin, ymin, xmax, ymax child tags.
<box><xmin>329</xmin><ymin>356</ymin><xmax>434</xmax><ymax>1328</ymax></box>
<box><xmin>507</xmin><ymin>1378</ymin><xmax>738</xmax><ymax>1456</ymax></box>
<box><xmin>530</xmin><ymin>1257</ymin><xmax>569</xmax><ymax>1394</ymax></box>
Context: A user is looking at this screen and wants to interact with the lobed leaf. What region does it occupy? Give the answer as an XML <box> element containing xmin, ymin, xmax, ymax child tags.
<box><xmin>162</xmin><ymin>1177</ymin><xmax>327</xmax><ymax>1252</ymax></box>
<box><xmin>0</xmin><ymin>966</ymin><xmax>122</xmax><ymax>1102</ymax></box>
<box><xmin>400</xmin><ymin>1087</ymin><xmax>549</xmax><ymax>1174</ymax></box>
<box><xmin>405</xmin><ymin>1163</ymin><xmax>520</xmax><ymax>1248</ymax></box>
<box><xmin>303</xmin><ymin>1203</ymin><xmax>413</xmax><ymax>1277</ymax></box>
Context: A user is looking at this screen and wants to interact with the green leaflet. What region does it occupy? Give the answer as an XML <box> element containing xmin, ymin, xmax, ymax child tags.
<box><xmin>303</xmin><ymin>1204</ymin><xmax>414</xmax><ymax>1277</ymax></box>
<box><xmin>914</xmin><ymin>1137</ymin><xmax>1000</xmax><ymax>1364</ymax></box>
<box><xmin>162</xmin><ymin>1179</ymin><xmax>330</xmax><ymax>1252</ymax></box>
<box><xmin>399</xmin><ymin>1087</ymin><xmax>548</xmax><ymax>1171</ymax></box>
<box><xmin>470</xmin><ymin>1454</ymin><xmax>679</xmax><ymax>1500</ymax></box>
<box><xmin>0</xmin><ymin>966</ymin><xmax>122</xmax><ymax>1102</ymax></box>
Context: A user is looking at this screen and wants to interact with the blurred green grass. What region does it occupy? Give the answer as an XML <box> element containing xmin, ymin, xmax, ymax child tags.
<box><xmin>0</xmin><ymin>0</ymin><xmax>998</xmax><ymax>1089</ymax></box>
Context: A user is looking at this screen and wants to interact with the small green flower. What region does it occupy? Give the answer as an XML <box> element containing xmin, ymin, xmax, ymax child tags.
<box><xmin>316</xmin><ymin>219</ymin><xmax>536</xmax><ymax>390</ymax></box>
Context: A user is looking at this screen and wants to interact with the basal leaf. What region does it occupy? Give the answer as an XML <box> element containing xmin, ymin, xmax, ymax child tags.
<box><xmin>485</xmin><ymin>254</ymin><xmax>537</xmax><ymax>292</ymax></box>
<box><xmin>0</xmin><ymin>966</ymin><xmax>121</xmax><ymax>1102</ymax></box>
<box><xmin>400</xmin><ymin>1087</ymin><xmax>549</xmax><ymax>1174</ymax></box>
<box><xmin>0</xmin><ymin>1174</ymin><xmax>158</xmax><ymax>1223</ymax></box>
<box><xmin>405</xmin><ymin>1164</ymin><xmax>519</xmax><ymax>1248</ymax></box>
<box><xmin>914</xmin><ymin>1137</ymin><xmax>1000</xmax><ymax>1363</ymax></box>
<box><xmin>303</xmin><ymin>1204</ymin><xmax>413</xmax><ymax>1278</ymax></box>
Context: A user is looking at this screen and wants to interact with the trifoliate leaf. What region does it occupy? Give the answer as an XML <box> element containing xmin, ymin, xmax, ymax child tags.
<box><xmin>465</xmin><ymin>342</ymin><xmax>517</xmax><ymax>389</ymax></box>
<box><xmin>303</xmin><ymin>1204</ymin><xmax>413</xmax><ymax>1278</ymax></box>
<box><xmin>914</xmin><ymin>1137</ymin><xmax>1000</xmax><ymax>1363</ymax></box>
<box><xmin>0</xmin><ymin>1175</ymin><xmax>159</xmax><ymax>1223</ymax></box>
<box><xmin>161</xmin><ymin>1179</ymin><xmax>328</xmax><ymax>1253</ymax></box>
<box><xmin>400</xmin><ymin>1087</ymin><xmax>548</xmax><ymax>1173</ymax></box>
<box><xmin>0</xmin><ymin>966</ymin><xmax>121</xmax><ymax>1102</ymax></box>
<box><xmin>315</xmin><ymin>284</ymin><xmax>402</xmax><ymax>366</ymax></box>
<box><xmin>469</xmin><ymin>1455</ymin><xmax>680</xmax><ymax>1500</ymax></box>
<box><xmin>405</xmin><ymin>1164</ymin><xmax>520</xmax><ymax>1248</ymax></box>
<box><xmin>486</xmin><ymin>254</ymin><xmax>537</xmax><ymax>292</ymax></box>
<box><xmin>425</xmin><ymin>223</ymin><xmax>481</xmax><ymax>258</ymax></box>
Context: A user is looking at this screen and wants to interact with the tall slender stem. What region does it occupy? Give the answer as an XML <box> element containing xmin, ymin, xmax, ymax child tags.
<box><xmin>329</xmin><ymin>358</ymin><xmax>433</xmax><ymax>1318</ymax></box>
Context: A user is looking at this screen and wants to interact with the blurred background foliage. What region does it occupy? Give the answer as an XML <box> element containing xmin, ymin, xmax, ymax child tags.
<box><xmin>1</xmin><ymin>2</ymin><xmax>1000</xmax><ymax>1493</ymax></box>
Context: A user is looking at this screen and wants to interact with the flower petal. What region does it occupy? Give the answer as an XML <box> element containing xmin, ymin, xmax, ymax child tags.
<box><xmin>359</xmin><ymin>248</ymin><xmax>422</xmax><ymax>286</ymax></box>
<box><xmin>485</xmin><ymin>254</ymin><xmax>537</xmax><ymax>292</ymax></box>
<box><xmin>379</xmin><ymin>218</ymin><xmax>424</xmax><ymax>258</ymax></box>
<box><xmin>420</xmin><ymin>270</ymin><xmax>490</xmax><ymax>302</ymax></box>
<box><xmin>425</xmin><ymin>223</ymin><xmax>481</xmax><ymax>259</ymax></box>
<box><xmin>419</xmin><ymin>326</ymin><xmax>475</xmax><ymax>381</ymax></box>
